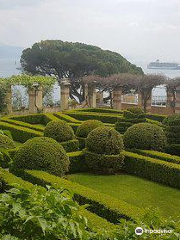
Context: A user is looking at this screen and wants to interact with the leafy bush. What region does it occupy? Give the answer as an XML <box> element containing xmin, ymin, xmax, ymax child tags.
<box><xmin>0</xmin><ymin>134</ymin><xmax>15</xmax><ymax>150</ymax></box>
<box><xmin>12</xmin><ymin>137</ymin><xmax>70</xmax><ymax>176</ymax></box>
<box><xmin>11</xmin><ymin>114</ymin><xmax>44</xmax><ymax>124</ymax></box>
<box><xmin>86</xmin><ymin>127</ymin><xmax>124</xmax><ymax>155</ymax></box>
<box><xmin>67</xmin><ymin>151</ymin><xmax>86</xmax><ymax>173</ymax></box>
<box><xmin>76</xmin><ymin>120</ymin><xmax>104</xmax><ymax>138</ymax></box>
<box><xmin>123</xmin><ymin>151</ymin><xmax>180</xmax><ymax>189</ymax></box>
<box><xmin>0</xmin><ymin>186</ymin><xmax>92</xmax><ymax>240</ymax></box>
<box><xmin>124</xmin><ymin>123</ymin><xmax>167</xmax><ymax>151</ymax></box>
<box><xmin>44</xmin><ymin>120</ymin><xmax>75</xmax><ymax>142</ymax></box>
<box><xmin>145</xmin><ymin>113</ymin><xmax>166</xmax><ymax>122</ymax></box>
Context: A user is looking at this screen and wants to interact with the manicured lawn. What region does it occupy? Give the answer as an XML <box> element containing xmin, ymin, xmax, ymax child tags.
<box><xmin>68</xmin><ymin>173</ymin><xmax>180</xmax><ymax>219</ymax></box>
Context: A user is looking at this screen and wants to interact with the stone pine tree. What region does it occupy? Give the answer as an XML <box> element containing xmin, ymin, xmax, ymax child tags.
<box><xmin>20</xmin><ymin>40</ymin><xmax>143</xmax><ymax>103</ymax></box>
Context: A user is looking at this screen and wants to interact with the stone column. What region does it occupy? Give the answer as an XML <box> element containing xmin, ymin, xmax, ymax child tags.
<box><xmin>175</xmin><ymin>86</ymin><xmax>180</xmax><ymax>114</ymax></box>
<box><xmin>29</xmin><ymin>85</ymin><xmax>43</xmax><ymax>113</ymax></box>
<box><xmin>61</xmin><ymin>79</ymin><xmax>70</xmax><ymax>110</ymax></box>
<box><xmin>138</xmin><ymin>92</ymin><xmax>143</xmax><ymax>109</ymax></box>
<box><xmin>5</xmin><ymin>86</ymin><xmax>12</xmax><ymax>114</ymax></box>
<box><xmin>96</xmin><ymin>91</ymin><xmax>104</xmax><ymax>105</ymax></box>
<box><xmin>113</xmin><ymin>88</ymin><xmax>122</xmax><ymax>110</ymax></box>
<box><xmin>88</xmin><ymin>85</ymin><xmax>96</xmax><ymax>108</ymax></box>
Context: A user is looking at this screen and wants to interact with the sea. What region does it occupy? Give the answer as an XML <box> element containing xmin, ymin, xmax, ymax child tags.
<box><xmin>1</xmin><ymin>58</ymin><xmax>180</xmax><ymax>100</ymax></box>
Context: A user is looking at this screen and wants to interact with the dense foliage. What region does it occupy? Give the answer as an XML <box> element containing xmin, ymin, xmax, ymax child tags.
<box><xmin>86</xmin><ymin>127</ymin><xmax>124</xmax><ymax>155</ymax></box>
<box><xmin>76</xmin><ymin>120</ymin><xmax>104</xmax><ymax>138</ymax></box>
<box><xmin>20</xmin><ymin>40</ymin><xmax>143</xmax><ymax>102</ymax></box>
<box><xmin>12</xmin><ymin>137</ymin><xmax>69</xmax><ymax>176</ymax></box>
<box><xmin>0</xmin><ymin>79</ymin><xmax>8</xmax><ymax>113</ymax></box>
<box><xmin>44</xmin><ymin>120</ymin><xmax>75</xmax><ymax>142</ymax></box>
<box><xmin>115</xmin><ymin>108</ymin><xmax>146</xmax><ymax>134</ymax></box>
<box><xmin>124</xmin><ymin>123</ymin><xmax>167</xmax><ymax>151</ymax></box>
<box><xmin>0</xmin><ymin>186</ymin><xmax>91</xmax><ymax>239</ymax></box>
<box><xmin>0</xmin><ymin>134</ymin><xmax>15</xmax><ymax>150</ymax></box>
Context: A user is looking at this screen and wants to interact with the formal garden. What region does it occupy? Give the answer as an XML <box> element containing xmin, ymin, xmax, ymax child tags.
<box><xmin>0</xmin><ymin>105</ymin><xmax>180</xmax><ymax>239</ymax></box>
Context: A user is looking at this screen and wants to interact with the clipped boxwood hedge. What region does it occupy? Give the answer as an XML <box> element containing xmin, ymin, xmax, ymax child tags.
<box><xmin>166</xmin><ymin>144</ymin><xmax>180</xmax><ymax>157</ymax></box>
<box><xmin>83</xmin><ymin>150</ymin><xmax>124</xmax><ymax>174</ymax></box>
<box><xmin>22</xmin><ymin>169</ymin><xmax>144</xmax><ymax>223</ymax></box>
<box><xmin>86</xmin><ymin>127</ymin><xmax>124</xmax><ymax>155</ymax></box>
<box><xmin>67</xmin><ymin>151</ymin><xmax>86</xmax><ymax>173</ymax></box>
<box><xmin>65</xmin><ymin>111</ymin><xmax>123</xmax><ymax>124</ymax></box>
<box><xmin>44</xmin><ymin>120</ymin><xmax>75</xmax><ymax>142</ymax></box>
<box><xmin>131</xmin><ymin>149</ymin><xmax>180</xmax><ymax>164</ymax></box>
<box><xmin>124</xmin><ymin>123</ymin><xmax>167</xmax><ymax>151</ymax></box>
<box><xmin>74</xmin><ymin>108</ymin><xmax>123</xmax><ymax>114</ymax></box>
<box><xmin>11</xmin><ymin>114</ymin><xmax>44</xmax><ymax>124</ymax></box>
<box><xmin>0</xmin><ymin>122</ymin><xmax>43</xmax><ymax>143</ymax></box>
<box><xmin>123</xmin><ymin>151</ymin><xmax>180</xmax><ymax>189</ymax></box>
<box><xmin>76</xmin><ymin>120</ymin><xmax>104</xmax><ymax>138</ymax></box>
<box><xmin>54</xmin><ymin>112</ymin><xmax>81</xmax><ymax>123</ymax></box>
<box><xmin>60</xmin><ymin>139</ymin><xmax>79</xmax><ymax>152</ymax></box>
<box><xmin>0</xmin><ymin>134</ymin><xmax>15</xmax><ymax>150</ymax></box>
<box><xmin>12</xmin><ymin>137</ymin><xmax>70</xmax><ymax>176</ymax></box>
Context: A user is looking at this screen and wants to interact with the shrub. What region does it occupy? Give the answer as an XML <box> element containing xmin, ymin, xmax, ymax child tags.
<box><xmin>166</xmin><ymin>144</ymin><xmax>180</xmax><ymax>156</ymax></box>
<box><xmin>0</xmin><ymin>134</ymin><xmax>15</xmax><ymax>150</ymax></box>
<box><xmin>86</xmin><ymin>127</ymin><xmax>124</xmax><ymax>155</ymax></box>
<box><xmin>163</xmin><ymin>114</ymin><xmax>180</xmax><ymax>145</ymax></box>
<box><xmin>0</xmin><ymin>121</ymin><xmax>43</xmax><ymax>143</ymax></box>
<box><xmin>44</xmin><ymin>120</ymin><xmax>75</xmax><ymax>142</ymax></box>
<box><xmin>124</xmin><ymin>123</ymin><xmax>167</xmax><ymax>151</ymax></box>
<box><xmin>76</xmin><ymin>120</ymin><xmax>104</xmax><ymax>138</ymax></box>
<box><xmin>67</xmin><ymin>151</ymin><xmax>86</xmax><ymax>173</ymax></box>
<box><xmin>12</xmin><ymin>137</ymin><xmax>70</xmax><ymax>176</ymax></box>
<box><xmin>84</xmin><ymin>150</ymin><xmax>124</xmax><ymax>174</ymax></box>
<box><xmin>123</xmin><ymin>151</ymin><xmax>180</xmax><ymax>189</ymax></box>
<box><xmin>60</xmin><ymin>139</ymin><xmax>79</xmax><ymax>152</ymax></box>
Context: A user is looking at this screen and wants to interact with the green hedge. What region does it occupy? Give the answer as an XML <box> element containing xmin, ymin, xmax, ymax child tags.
<box><xmin>22</xmin><ymin>169</ymin><xmax>144</xmax><ymax>223</ymax></box>
<box><xmin>60</xmin><ymin>139</ymin><xmax>79</xmax><ymax>152</ymax></box>
<box><xmin>0</xmin><ymin>122</ymin><xmax>43</xmax><ymax>143</ymax></box>
<box><xmin>1</xmin><ymin>118</ymin><xmax>44</xmax><ymax>132</ymax></box>
<box><xmin>67</xmin><ymin>151</ymin><xmax>86</xmax><ymax>173</ymax></box>
<box><xmin>166</xmin><ymin>144</ymin><xmax>180</xmax><ymax>157</ymax></box>
<box><xmin>74</xmin><ymin>108</ymin><xmax>123</xmax><ymax>114</ymax></box>
<box><xmin>123</xmin><ymin>151</ymin><xmax>180</xmax><ymax>188</ymax></box>
<box><xmin>0</xmin><ymin>166</ymin><xmax>35</xmax><ymax>192</ymax></box>
<box><xmin>42</xmin><ymin>113</ymin><xmax>60</xmax><ymax>125</ymax></box>
<box><xmin>76</xmin><ymin>137</ymin><xmax>86</xmax><ymax>149</ymax></box>
<box><xmin>54</xmin><ymin>112</ymin><xmax>81</xmax><ymax>123</ymax></box>
<box><xmin>65</xmin><ymin>111</ymin><xmax>123</xmax><ymax>124</ymax></box>
<box><xmin>131</xmin><ymin>149</ymin><xmax>180</xmax><ymax>164</ymax></box>
<box><xmin>84</xmin><ymin>150</ymin><xmax>124</xmax><ymax>174</ymax></box>
<box><xmin>145</xmin><ymin>113</ymin><xmax>167</xmax><ymax>122</ymax></box>
<box><xmin>11</xmin><ymin>114</ymin><xmax>44</xmax><ymax>124</ymax></box>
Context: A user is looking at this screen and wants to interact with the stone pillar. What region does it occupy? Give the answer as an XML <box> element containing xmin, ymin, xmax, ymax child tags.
<box><xmin>138</xmin><ymin>92</ymin><xmax>143</xmax><ymax>109</ymax></box>
<box><xmin>175</xmin><ymin>86</ymin><xmax>180</xmax><ymax>114</ymax></box>
<box><xmin>88</xmin><ymin>86</ymin><xmax>96</xmax><ymax>108</ymax></box>
<box><xmin>29</xmin><ymin>85</ymin><xmax>43</xmax><ymax>113</ymax></box>
<box><xmin>113</xmin><ymin>88</ymin><xmax>122</xmax><ymax>110</ymax></box>
<box><xmin>61</xmin><ymin>79</ymin><xmax>70</xmax><ymax>110</ymax></box>
<box><xmin>96</xmin><ymin>91</ymin><xmax>104</xmax><ymax>105</ymax></box>
<box><xmin>5</xmin><ymin>86</ymin><xmax>12</xmax><ymax>114</ymax></box>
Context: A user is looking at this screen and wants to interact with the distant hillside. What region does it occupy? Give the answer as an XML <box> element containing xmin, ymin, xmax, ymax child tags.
<box><xmin>0</xmin><ymin>44</ymin><xmax>23</xmax><ymax>59</ymax></box>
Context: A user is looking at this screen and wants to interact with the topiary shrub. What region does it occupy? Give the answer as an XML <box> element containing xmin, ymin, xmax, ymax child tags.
<box><xmin>0</xmin><ymin>134</ymin><xmax>15</xmax><ymax>150</ymax></box>
<box><xmin>76</xmin><ymin>120</ymin><xmax>104</xmax><ymax>138</ymax></box>
<box><xmin>86</xmin><ymin>127</ymin><xmax>124</xmax><ymax>155</ymax></box>
<box><xmin>115</xmin><ymin>108</ymin><xmax>146</xmax><ymax>134</ymax></box>
<box><xmin>124</xmin><ymin>123</ymin><xmax>167</xmax><ymax>151</ymax></box>
<box><xmin>12</xmin><ymin>137</ymin><xmax>70</xmax><ymax>176</ymax></box>
<box><xmin>163</xmin><ymin>114</ymin><xmax>180</xmax><ymax>145</ymax></box>
<box><xmin>44</xmin><ymin>120</ymin><xmax>75</xmax><ymax>143</ymax></box>
<box><xmin>84</xmin><ymin>127</ymin><xmax>124</xmax><ymax>174</ymax></box>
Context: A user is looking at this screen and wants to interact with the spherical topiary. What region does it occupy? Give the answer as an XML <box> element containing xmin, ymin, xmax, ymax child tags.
<box><xmin>0</xmin><ymin>134</ymin><xmax>15</xmax><ymax>149</ymax></box>
<box><xmin>86</xmin><ymin>127</ymin><xmax>124</xmax><ymax>155</ymax></box>
<box><xmin>44</xmin><ymin>121</ymin><xmax>75</xmax><ymax>143</ymax></box>
<box><xmin>124</xmin><ymin>123</ymin><xmax>167</xmax><ymax>151</ymax></box>
<box><xmin>76</xmin><ymin>120</ymin><xmax>104</xmax><ymax>138</ymax></box>
<box><xmin>13</xmin><ymin>137</ymin><xmax>70</xmax><ymax>176</ymax></box>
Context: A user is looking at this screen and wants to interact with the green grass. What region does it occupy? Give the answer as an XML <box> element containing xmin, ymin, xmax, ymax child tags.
<box><xmin>68</xmin><ymin>173</ymin><xmax>180</xmax><ymax>219</ymax></box>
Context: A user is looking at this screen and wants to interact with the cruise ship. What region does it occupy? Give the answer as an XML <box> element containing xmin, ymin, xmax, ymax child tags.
<box><xmin>147</xmin><ymin>60</ymin><xmax>180</xmax><ymax>70</ymax></box>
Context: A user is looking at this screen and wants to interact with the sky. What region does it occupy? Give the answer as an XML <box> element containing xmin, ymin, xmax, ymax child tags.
<box><xmin>0</xmin><ymin>0</ymin><xmax>180</xmax><ymax>62</ymax></box>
